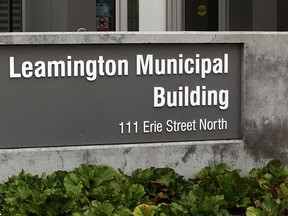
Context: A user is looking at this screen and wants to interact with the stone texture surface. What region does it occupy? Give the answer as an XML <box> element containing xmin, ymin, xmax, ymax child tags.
<box><xmin>0</xmin><ymin>32</ymin><xmax>287</xmax><ymax>181</ymax></box>
<box><xmin>0</xmin><ymin>141</ymin><xmax>247</xmax><ymax>181</ymax></box>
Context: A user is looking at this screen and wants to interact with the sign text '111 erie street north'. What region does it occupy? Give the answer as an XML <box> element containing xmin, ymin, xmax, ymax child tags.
<box><xmin>0</xmin><ymin>44</ymin><xmax>241</xmax><ymax>148</ymax></box>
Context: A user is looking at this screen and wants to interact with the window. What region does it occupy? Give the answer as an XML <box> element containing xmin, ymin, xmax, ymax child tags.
<box><xmin>278</xmin><ymin>0</ymin><xmax>288</xmax><ymax>31</ymax></box>
<box><xmin>1</xmin><ymin>0</ymin><xmax>284</xmax><ymax>32</ymax></box>
<box><xmin>128</xmin><ymin>0</ymin><xmax>138</xmax><ymax>31</ymax></box>
<box><xmin>0</xmin><ymin>0</ymin><xmax>22</xmax><ymax>32</ymax></box>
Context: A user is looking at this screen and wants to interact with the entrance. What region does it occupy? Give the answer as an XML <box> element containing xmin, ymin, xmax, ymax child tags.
<box><xmin>7</xmin><ymin>0</ymin><xmax>281</xmax><ymax>32</ymax></box>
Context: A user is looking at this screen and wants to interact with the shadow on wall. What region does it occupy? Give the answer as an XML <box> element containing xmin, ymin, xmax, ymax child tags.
<box><xmin>244</xmin><ymin>119</ymin><xmax>288</xmax><ymax>165</ymax></box>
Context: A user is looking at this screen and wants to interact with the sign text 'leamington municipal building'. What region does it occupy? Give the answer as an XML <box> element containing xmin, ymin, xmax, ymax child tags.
<box><xmin>0</xmin><ymin>44</ymin><xmax>241</xmax><ymax>148</ymax></box>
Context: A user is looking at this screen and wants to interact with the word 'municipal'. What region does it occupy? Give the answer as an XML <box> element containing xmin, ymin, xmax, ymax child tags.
<box><xmin>136</xmin><ymin>54</ymin><xmax>228</xmax><ymax>79</ymax></box>
<box><xmin>154</xmin><ymin>86</ymin><xmax>229</xmax><ymax>110</ymax></box>
<box><xmin>9</xmin><ymin>56</ymin><xmax>128</xmax><ymax>81</ymax></box>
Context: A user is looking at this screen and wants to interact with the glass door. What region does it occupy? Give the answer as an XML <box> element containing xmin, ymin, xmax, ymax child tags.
<box><xmin>185</xmin><ymin>0</ymin><xmax>218</xmax><ymax>31</ymax></box>
<box><xmin>167</xmin><ymin>0</ymin><xmax>224</xmax><ymax>31</ymax></box>
<box><xmin>96</xmin><ymin>0</ymin><xmax>115</xmax><ymax>31</ymax></box>
<box><xmin>128</xmin><ymin>0</ymin><xmax>138</xmax><ymax>31</ymax></box>
<box><xmin>95</xmin><ymin>0</ymin><xmax>139</xmax><ymax>31</ymax></box>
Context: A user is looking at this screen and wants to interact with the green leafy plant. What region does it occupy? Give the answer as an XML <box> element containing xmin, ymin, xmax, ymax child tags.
<box><xmin>128</xmin><ymin>167</ymin><xmax>192</xmax><ymax>205</ymax></box>
<box><xmin>0</xmin><ymin>170</ymin><xmax>74</xmax><ymax>215</ymax></box>
<box><xmin>1</xmin><ymin>160</ymin><xmax>288</xmax><ymax>215</ymax></box>
<box><xmin>63</xmin><ymin>164</ymin><xmax>149</xmax><ymax>214</ymax></box>
<box><xmin>246</xmin><ymin>160</ymin><xmax>288</xmax><ymax>215</ymax></box>
<box><xmin>179</xmin><ymin>184</ymin><xmax>230</xmax><ymax>215</ymax></box>
<box><xmin>133</xmin><ymin>204</ymin><xmax>155</xmax><ymax>216</ymax></box>
<box><xmin>189</xmin><ymin>163</ymin><xmax>251</xmax><ymax>215</ymax></box>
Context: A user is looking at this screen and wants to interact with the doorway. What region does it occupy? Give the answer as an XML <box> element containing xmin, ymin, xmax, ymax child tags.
<box><xmin>185</xmin><ymin>0</ymin><xmax>218</xmax><ymax>31</ymax></box>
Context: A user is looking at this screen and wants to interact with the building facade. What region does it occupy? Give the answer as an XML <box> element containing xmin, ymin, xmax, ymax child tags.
<box><xmin>2</xmin><ymin>0</ymin><xmax>287</xmax><ymax>32</ymax></box>
<box><xmin>0</xmin><ymin>0</ymin><xmax>288</xmax><ymax>181</ymax></box>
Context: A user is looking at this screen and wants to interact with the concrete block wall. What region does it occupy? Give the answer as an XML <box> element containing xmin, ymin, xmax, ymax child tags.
<box><xmin>0</xmin><ymin>32</ymin><xmax>287</xmax><ymax>181</ymax></box>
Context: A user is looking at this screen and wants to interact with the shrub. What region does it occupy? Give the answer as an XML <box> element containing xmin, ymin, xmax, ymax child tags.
<box><xmin>0</xmin><ymin>160</ymin><xmax>288</xmax><ymax>215</ymax></box>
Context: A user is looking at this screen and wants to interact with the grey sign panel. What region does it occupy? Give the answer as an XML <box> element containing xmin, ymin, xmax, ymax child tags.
<box><xmin>0</xmin><ymin>44</ymin><xmax>241</xmax><ymax>148</ymax></box>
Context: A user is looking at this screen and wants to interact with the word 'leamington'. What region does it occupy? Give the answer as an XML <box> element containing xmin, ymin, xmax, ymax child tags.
<box><xmin>9</xmin><ymin>56</ymin><xmax>128</xmax><ymax>81</ymax></box>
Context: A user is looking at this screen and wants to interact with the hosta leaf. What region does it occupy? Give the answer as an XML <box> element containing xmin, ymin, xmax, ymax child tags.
<box><xmin>131</xmin><ymin>168</ymin><xmax>156</xmax><ymax>183</ymax></box>
<box><xmin>236</xmin><ymin>183</ymin><xmax>250</xmax><ymax>198</ymax></box>
<box><xmin>124</xmin><ymin>183</ymin><xmax>146</xmax><ymax>200</ymax></box>
<box><xmin>246</xmin><ymin>207</ymin><xmax>265</xmax><ymax>216</ymax></box>
<box><xmin>26</xmin><ymin>202</ymin><xmax>43</xmax><ymax>215</ymax></box>
<box><xmin>195</xmin><ymin>167</ymin><xmax>211</xmax><ymax>179</ymax></box>
<box><xmin>215</xmin><ymin>210</ymin><xmax>230</xmax><ymax>216</ymax></box>
<box><xmin>72</xmin><ymin>213</ymin><xmax>84</xmax><ymax>216</ymax></box>
<box><xmin>215</xmin><ymin>163</ymin><xmax>232</xmax><ymax>174</ymax></box>
<box><xmin>262</xmin><ymin>196</ymin><xmax>278</xmax><ymax>212</ymax></box>
<box><xmin>82</xmin><ymin>206</ymin><xmax>98</xmax><ymax>216</ymax></box>
<box><xmin>236</xmin><ymin>197</ymin><xmax>251</xmax><ymax>208</ymax></box>
<box><xmin>154</xmin><ymin>203</ymin><xmax>186</xmax><ymax>216</ymax></box>
<box><xmin>89</xmin><ymin>165</ymin><xmax>118</xmax><ymax>187</ymax></box>
<box><xmin>133</xmin><ymin>204</ymin><xmax>155</xmax><ymax>216</ymax></box>
<box><xmin>285</xmin><ymin>176</ymin><xmax>288</xmax><ymax>184</ymax></box>
<box><xmin>258</xmin><ymin>173</ymin><xmax>273</xmax><ymax>188</ymax></box>
<box><xmin>4</xmin><ymin>197</ymin><xmax>18</xmax><ymax>206</ymax></box>
<box><xmin>203</xmin><ymin>194</ymin><xmax>227</xmax><ymax>211</ymax></box>
<box><xmin>268</xmin><ymin>160</ymin><xmax>283</xmax><ymax>177</ymax></box>
<box><xmin>64</xmin><ymin>173</ymin><xmax>83</xmax><ymax>196</ymax></box>
<box><xmin>91</xmin><ymin>200</ymin><xmax>115</xmax><ymax>215</ymax></box>
<box><xmin>249</xmin><ymin>168</ymin><xmax>261</xmax><ymax>179</ymax></box>
<box><xmin>15</xmin><ymin>185</ymin><xmax>30</xmax><ymax>200</ymax></box>
<box><xmin>92</xmin><ymin>185</ymin><xmax>111</xmax><ymax>201</ymax></box>
<box><xmin>112</xmin><ymin>205</ymin><xmax>132</xmax><ymax>216</ymax></box>
<box><xmin>280</xmin><ymin>183</ymin><xmax>288</xmax><ymax>196</ymax></box>
<box><xmin>154</xmin><ymin>167</ymin><xmax>181</xmax><ymax>186</ymax></box>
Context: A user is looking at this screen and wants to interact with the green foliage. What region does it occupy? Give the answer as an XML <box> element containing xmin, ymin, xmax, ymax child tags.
<box><xmin>190</xmin><ymin>163</ymin><xmax>251</xmax><ymax>215</ymax></box>
<box><xmin>63</xmin><ymin>164</ymin><xmax>149</xmax><ymax>214</ymax></box>
<box><xmin>179</xmin><ymin>184</ymin><xmax>230</xmax><ymax>215</ymax></box>
<box><xmin>246</xmin><ymin>160</ymin><xmax>288</xmax><ymax>215</ymax></box>
<box><xmin>129</xmin><ymin>167</ymin><xmax>192</xmax><ymax>204</ymax></box>
<box><xmin>0</xmin><ymin>170</ymin><xmax>74</xmax><ymax>215</ymax></box>
<box><xmin>153</xmin><ymin>203</ymin><xmax>187</xmax><ymax>216</ymax></box>
<box><xmin>1</xmin><ymin>160</ymin><xmax>288</xmax><ymax>215</ymax></box>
